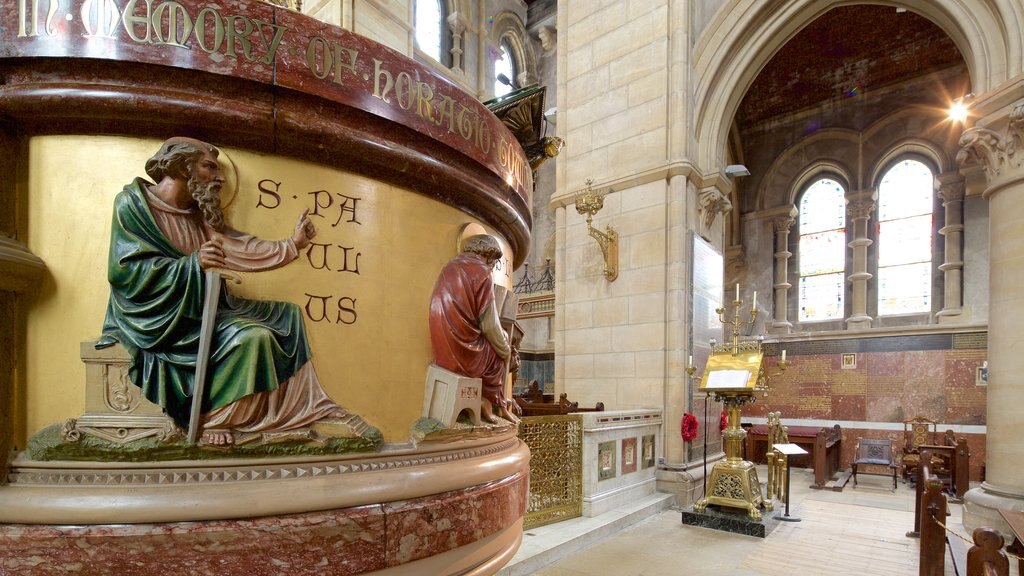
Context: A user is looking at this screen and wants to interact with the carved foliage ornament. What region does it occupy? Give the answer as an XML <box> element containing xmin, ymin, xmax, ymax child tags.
<box><xmin>938</xmin><ymin>180</ymin><xmax>965</xmax><ymax>204</ymax></box>
<box><xmin>957</xmin><ymin>100</ymin><xmax>1024</xmax><ymax>180</ymax></box>
<box><xmin>772</xmin><ymin>217</ymin><xmax>795</xmax><ymax>234</ymax></box>
<box><xmin>699</xmin><ymin>188</ymin><xmax>732</xmax><ymax>235</ymax></box>
<box><xmin>847</xmin><ymin>200</ymin><xmax>876</xmax><ymax>220</ymax></box>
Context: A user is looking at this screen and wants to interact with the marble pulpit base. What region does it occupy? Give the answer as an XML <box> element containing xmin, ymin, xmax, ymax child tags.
<box><xmin>0</xmin><ymin>432</ymin><xmax>529</xmax><ymax>575</ymax></box>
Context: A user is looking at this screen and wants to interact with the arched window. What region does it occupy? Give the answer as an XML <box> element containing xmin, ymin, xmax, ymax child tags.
<box><xmin>798</xmin><ymin>178</ymin><xmax>846</xmax><ymax>322</ymax></box>
<box><xmin>494</xmin><ymin>37</ymin><xmax>517</xmax><ymax>97</ymax></box>
<box><xmin>414</xmin><ymin>0</ymin><xmax>446</xmax><ymax>65</ymax></box>
<box><xmin>877</xmin><ymin>159</ymin><xmax>933</xmax><ymax>315</ymax></box>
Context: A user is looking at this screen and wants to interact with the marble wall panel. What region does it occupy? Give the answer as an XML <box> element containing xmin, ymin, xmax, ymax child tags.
<box><xmin>741</xmin><ymin>334</ymin><xmax>987</xmax><ymax>479</ymax></box>
<box><xmin>382</xmin><ymin>472</ymin><xmax>527</xmax><ymax>567</ymax></box>
<box><xmin>0</xmin><ymin>472</ymin><xmax>529</xmax><ymax>575</ymax></box>
<box><xmin>0</xmin><ymin>505</ymin><xmax>386</xmax><ymax>575</ymax></box>
<box><xmin>751</xmin><ymin>347</ymin><xmax>986</xmax><ymax>426</ymax></box>
<box><xmin>831</xmin><ymin>394</ymin><xmax>867</xmax><ymax>421</ymax></box>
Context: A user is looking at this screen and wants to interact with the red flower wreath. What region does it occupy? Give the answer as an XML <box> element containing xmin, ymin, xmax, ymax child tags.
<box><xmin>720</xmin><ymin>409</ymin><xmax>729</xmax><ymax>432</ymax></box>
<box><xmin>681</xmin><ymin>413</ymin><xmax>699</xmax><ymax>442</ymax></box>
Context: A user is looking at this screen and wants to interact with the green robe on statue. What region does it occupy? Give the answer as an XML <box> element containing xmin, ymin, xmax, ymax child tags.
<box><xmin>98</xmin><ymin>178</ymin><xmax>312</xmax><ymax>430</ymax></box>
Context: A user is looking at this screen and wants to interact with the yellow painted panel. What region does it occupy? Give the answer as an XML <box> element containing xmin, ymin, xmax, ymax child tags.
<box><xmin>25</xmin><ymin>135</ymin><xmax>514</xmax><ymax>443</ymax></box>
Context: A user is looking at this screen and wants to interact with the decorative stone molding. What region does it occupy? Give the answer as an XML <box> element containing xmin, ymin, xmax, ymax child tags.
<box><xmin>8</xmin><ymin>437</ymin><xmax>522</xmax><ymax>489</ymax></box>
<box><xmin>489</xmin><ymin>11</ymin><xmax>538</xmax><ymax>94</ymax></box>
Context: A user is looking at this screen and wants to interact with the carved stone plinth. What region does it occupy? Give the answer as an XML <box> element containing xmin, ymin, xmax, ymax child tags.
<box><xmin>423</xmin><ymin>364</ymin><xmax>483</xmax><ymax>427</ymax></box>
<box><xmin>67</xmin><ymin>342</ymin><xmax>178</xmax><ymax>444</ymax></box>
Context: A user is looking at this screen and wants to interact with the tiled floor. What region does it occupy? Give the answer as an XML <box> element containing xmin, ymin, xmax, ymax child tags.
<box><xmin>507</xmin><ymin>467</ymin><xmax>1020</xmax><ymax>576</ymax></box>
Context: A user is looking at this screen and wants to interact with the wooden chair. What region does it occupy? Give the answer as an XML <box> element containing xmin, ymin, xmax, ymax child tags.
<box><xmin>851</xmin><ymin>437</ymin><xmax>897</xmax><ymax>490</ymax></box>
<box><xmin>903</xmin><ymin>416</ymin><xmax>938</xmax><ymax>482</ymax></box>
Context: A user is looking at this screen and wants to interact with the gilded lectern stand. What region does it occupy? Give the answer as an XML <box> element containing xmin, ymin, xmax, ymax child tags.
<box><xmin>690</xmin><ymin>291</ymin><xmax>787</xmax><ymax>521</ymax></box>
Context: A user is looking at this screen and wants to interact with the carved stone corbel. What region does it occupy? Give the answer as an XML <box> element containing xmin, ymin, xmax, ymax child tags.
<box><xmin>698</xmin><ymin>187</ymin><xmax>733</xmax><ymax>240</ymax></box>
<box><xmin>537</xmin><ymin>26</ymin><xmax>556</xmax><ymax>52</ymax></box>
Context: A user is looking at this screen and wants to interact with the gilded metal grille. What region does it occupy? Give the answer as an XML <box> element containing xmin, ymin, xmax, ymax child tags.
<box><xmin>712</xmin><ymin>472</ymin><xmax>745</xmax><ymax>499</ymax></box>
<box><xmin>517</xmin><ymin>415</ymin><xmax>583</xmax><ymax>529</ymax></box>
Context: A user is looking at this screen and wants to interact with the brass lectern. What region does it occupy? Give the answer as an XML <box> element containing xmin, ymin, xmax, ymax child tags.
<box><xmin>691</xmin><ymin>291</ymin><xmax>787</xmax><ymax>520</ymax></box>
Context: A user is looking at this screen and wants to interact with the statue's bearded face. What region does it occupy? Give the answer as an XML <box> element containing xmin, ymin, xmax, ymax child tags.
<box><xmin>188</xmin><ymin>151</ymin><xmax>225</xmax><ymax>231</ymax></box>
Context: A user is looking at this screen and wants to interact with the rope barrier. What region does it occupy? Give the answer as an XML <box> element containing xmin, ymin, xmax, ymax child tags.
<box><xmin>931</xmin><ymin>516</ymin><xmax>1024</xmax><ymax>562</ymax></box>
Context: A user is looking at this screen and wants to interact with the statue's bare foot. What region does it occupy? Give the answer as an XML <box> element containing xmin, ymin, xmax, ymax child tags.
<box><xmin>201</xmin><ymin>429</ymin><xmax>234</xmax><ymax>446</ymax></box>
<box><xmin>498</xmin><ymin>404</ymin><xmax>521</xmax><ymax>425</ymax></box>
<box><xmin>481</xmin><ymin>401</ymin><xmax>499</xmax><ymax>424</ymax></box>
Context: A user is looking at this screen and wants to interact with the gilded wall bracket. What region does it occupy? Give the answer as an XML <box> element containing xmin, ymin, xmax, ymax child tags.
<box><xmin>574</xmin><ymin>179</ymin><xmax>618</xmax><ymax>281</ymax></box>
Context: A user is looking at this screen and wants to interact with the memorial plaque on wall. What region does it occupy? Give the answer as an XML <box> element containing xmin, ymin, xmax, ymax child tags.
<box><xmin>690</xmin><ymin>233</ymin><xmax>724</xmax><ymax>371</ymax></box>
<box><xmin>688</xmin><ymin>232</ymin><xmax>724</xmax><ymax>460</ymax></box>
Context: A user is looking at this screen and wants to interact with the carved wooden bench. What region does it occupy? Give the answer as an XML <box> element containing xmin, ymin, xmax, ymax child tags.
<box><xmin>916</xmin><ymin>450</ymin><xmax>1008</xmax><ymax>576</ymax></box>
<box><xmin>811</xmin><ymin>424</ymin><xmax>843</xmax><ymax>489</ymax></box>
<box><xmin>916</xmin><ymin>429</ymin><xmax>970</xmax><ymax>501</ymax></box>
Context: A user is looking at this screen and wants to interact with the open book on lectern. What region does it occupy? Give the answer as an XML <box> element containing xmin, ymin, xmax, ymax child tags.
<box><xmin>698</xmin><ymin>351</ymin><xmax>764</xmax><ymax>393</ymax></box>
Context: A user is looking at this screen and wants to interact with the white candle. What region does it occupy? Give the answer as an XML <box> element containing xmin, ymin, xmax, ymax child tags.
<box><xmin>752</xmin><ymin>291</ymin><xmax>757</xmax><ymax>306</ymax></box>
<box><xmin>688</xmin><ymin>355</ymin><xmax>693</xmax><ymax>367</ymax></box>
<box><xmin>735</xmin><ymin>283</ymin><xmax>740</xmax><ymax>301</ymax></box>
<box><xmin>781</xmin><ymin>349</ymin><xmax>787</xmax><ymax>362</ymax></box>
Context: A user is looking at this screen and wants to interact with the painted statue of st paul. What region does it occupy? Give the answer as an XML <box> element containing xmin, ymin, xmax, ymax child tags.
<box><xmin>97</xmin><ymin>137</ymin><xmax>348</xmax><ymax>446</ymax></box>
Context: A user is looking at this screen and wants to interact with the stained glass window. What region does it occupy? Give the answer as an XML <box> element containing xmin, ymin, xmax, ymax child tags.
<box><xmin>494</xmin><ymin>39</ymin><xmax>516</xmax><ymax>98</ymax></box>
<box><xmin>798</xmin><ymin>178</ymin><xmax>846</xmax><ymax>322</ymax></box>
<box><xmin>414</xmin><ymin>0</ymin><xmax>443</xmax><ymax>63</ymax></box>
<box><xmin>877</xmin><ymin>159</ymin><xmax>933</xmax><ymax>315</ymax></box>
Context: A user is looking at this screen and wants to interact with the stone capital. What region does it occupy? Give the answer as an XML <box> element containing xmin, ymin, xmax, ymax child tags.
<box><xmin>446</xmin><ymin>12</ymin><xmax>468</xmax><ymax>35</ymax></box>
<box><xmin>772</xmin><ymin>216</ymin><xmax>795</xmax><ymax>234</ymax></box>
<box><xmin>937</xmin><ymin>178</ymin><xmax>965</xmax><ymax>204</ymax></box>
<box><xmin>957</xmin><ymin>99</ymin><xmax>1024</xmax><ymax>193</ymax></box>
<box><xmin>847</xmin><ymin>199</ymin><xmax>876</xmax><ymax>220</ymax></box>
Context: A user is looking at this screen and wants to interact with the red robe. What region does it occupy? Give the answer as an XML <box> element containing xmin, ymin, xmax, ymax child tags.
<box><xmin>429</xmin><ymin>252</ymin><xmax>507</xmax><ymax>404</ymax></box>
